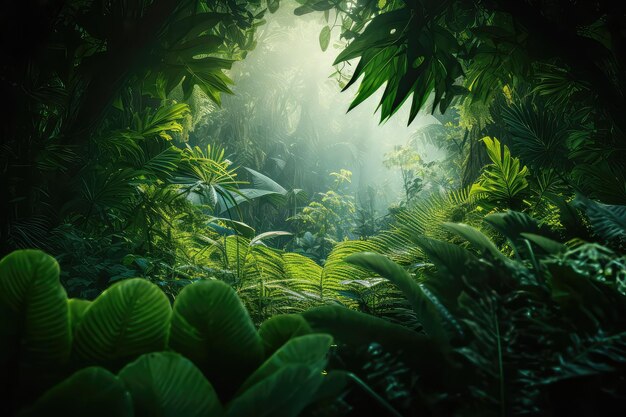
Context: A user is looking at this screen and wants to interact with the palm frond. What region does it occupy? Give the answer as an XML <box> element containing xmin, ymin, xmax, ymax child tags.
<box><xmin>470</xmin><ymin>137</ymin><xmax>529</xmax><ymax>209</ymax></box>
<box><xmin>501</xmin><ymin>101</ymin><xmax>569</xmax><ymax>170</ymax></box>
<box><xmin>574</xmin><ymin>196</ymin><xmax>626</xmax><ymax>247</ymax></box>
<box><xmin>134</xmin><ymin>143</ymin><xmax>182</xmax><ymax>180</ymax></box>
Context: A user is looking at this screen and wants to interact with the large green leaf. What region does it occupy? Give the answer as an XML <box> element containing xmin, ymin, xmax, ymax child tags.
<box><xmin>520</xmin><ymin>233</ymin><xmax>567</xmax><ymax>255</ymax></box>
<box><xmin>72</xmin><ymin>278</ymin><xmax>171</xmax><ymax>369</ymax></box>
<box><xmin>345</xmin><ymin>252</ymin><xmax>456</xmax><ymax>343</ymax></box>
<box><xmin>331</xmin><ymin>5</ymin><xmax>463</xmax><ymax>122</ymax></box>
<box><xmin>442</xmin><ymin>222</ymin><xmax>508</xmax><ymax>262</ymax></box>
<box><xmin>250</xmin><ymin>231</ymin><xmax>292</xmax><ymax>246</ymax></box>
<box><xmin>17</xmin><ymin>367</ymin><xmax>133</xmax><ymax>417</ymax></box>
<box><xmin>0</xmin><ymin>250</ymin><xmax>71</xmax><ymax>366</ymax></box>
<box><xmin>414</xmin><ymin>235</ymin><xmax>479</xmax><ymax>278</ymax></box>
<box><xmin>238</xmin><ymin>334</ymin><xmax>332</xmax><ymax>394</ymax></box>
<box><xmin>258</xmin><ymin>314</ymin><xmax>313</xmax><ymax>358</ymax></box>
<box><xmin>548</xmin><ymin>264</ymin><xmax>626</xmax><ymax>333</ymax></box>
<box><xmin>281</xmin><ymin>252</ymin><xmax>324</xmax><ymax>299</ymax></box>
<box><xmin>301</xmin><ymin>305</ymin><xmax>448</xmax><ymax>377</ymax></box>
<box><xmin>302</xmin><ymin>305</ymin><xmax>419</xmax><ymax>348</ymax></box>
<box><xmin>484</xmin><ymin>210</ymin><xmax>545</xmax><ymax>257</ymax></box>
<box><xmin>169</xmin><ymin>280</ymin><xmax>264</xmax><ymax>399</ymax></box>
<box><xmin>208</xmin><ymin>217</ymin><xmax>256</xmax><ymax>239</ymax></box>
<box><xmin>245</xmin><ymin>167</ymin><xmax>288</xmax><ymax>195</ymax></box>
<box><xmin>0</xmin><ymin>250</ymin><xmax>71</xmax><ymax>408</ymax></box>
<box><xmin>119</xmin><ymin>352</ymin><xmax>223</xmax><ymax>417</ymax></box>
<box><xmin>226</xmin><ymin>364</ymin><xmax>324</xmax><ymax>417</ymax></box>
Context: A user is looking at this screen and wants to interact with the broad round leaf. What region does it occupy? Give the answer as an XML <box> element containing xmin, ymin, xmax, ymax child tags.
<box><xmin>0</xmin><ymin>250</ymin><xmax>71</xmax><ymax>366</ymax></box>
<box><xmin>258</xmin><ymin>314</ymin><xmax>313</xmax><ymax>357</ymax></box>
<box><xmin>169</xmin><ymin>280</ymin><xmax>264</xmax><ymax>399</ymax></box>
<box><xmin>238</xmin><ymin>334</ymin><xmax>332</xmax><ymax>394</ymax></box>
<box><xmin>119</xmin><ymin>352</ymin><xmax>223</xmax><ymax>417</ymax></box>
<box><xmin>0</xmin><ymin>248</ymin><xmax>71</xmax><ymax>407</ymax></box>
<box><xmin>73</xmin><ymin>278</ymin><xmax>172</xmax><ymax>369</ymax></box>
<box><xmin>17</xmin><ymin>367</ymin><xmax>132</xmax><ymax>417</ymax></box>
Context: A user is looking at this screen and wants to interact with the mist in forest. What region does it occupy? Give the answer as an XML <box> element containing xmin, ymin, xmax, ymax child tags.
<box><xmin>189</xmin><ymin>4</ymin><xmax>442</xmax><ymax>213</ymax></box>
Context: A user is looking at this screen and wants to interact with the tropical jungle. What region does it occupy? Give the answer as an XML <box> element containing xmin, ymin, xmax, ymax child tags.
<box><xmin>1</xmin><ymin>0</ymin><xmax>625</xmax><ymax>416</ymax></box>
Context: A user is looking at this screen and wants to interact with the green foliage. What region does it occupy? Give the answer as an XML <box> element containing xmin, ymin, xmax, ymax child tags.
<box><xmin>470</xmin><ymin>137</ymin><xmax>529</xmax><ymax>209</ymax></box>
<box><xmin>383</xmin><ymin>145</ymin><xmax>424</xmax><ymax>202</ymax></box>
<box><xmin>307</xmin><ymin>224</ymin><xmax>626</xmax><ymax>415</ymax></box>
<box><xmin>345</xmin><ymin>252</ymin><xmax>454</xmax><ymax>344</ymax></box>
<box><xmin>0</xmin><ymin>250</ymin><xmax>335</xmax><ymax>417</ymax></box>
<box><xmin>288</xmin><ymin>170</ymin><xmax>356</xmax><ymax>259</ymax></box>
<box><xmin>0</xmin><ymin>250</ymin><xmax>71</xmax><ymax>367</ymax></box>
<box><xmin>119</xmin><ymin>352</ymin><xmax>223</xmax><ymax>417</ymax></box>
<box><xmin>0</xmin><ymin>250</ymin><xmax>71</xmax><ymax>407</ymax></box>
<box><xmin>237</xmin><ymin>334</ymin><xmax>332</xmax><ymax>393</ymax></box>
<box><xmin>332</xmin><ymin>5</ymin><xmax>464</xmax><ymax>123</ymax></box>
<box><xmin>1</xmin><ymin>0</ymin><xmax>265</xmax><ymax>254</ymax></box>
<box><xmin>258</xmin><ymin>314</ymin><xmax>313</xmax><ymax>357</ymax></box>
<box><xmin>2</xmin><ymin>0</ymin><xmax>626</xmax><ymax>415</ymax></box>
<box><xmin>574</xmin><ymin>196</ymin><xmax>626</xmax><ymax>249</ymax></box>
<box><xmin>319</xmin><ymin>25</ymin><xmax>331</xmax><ymax>51</ymax></box>
<box><xmin>72</xmin><ymin>278</ymin><xmax>171</xmax><ymax>369</ymax></box>
<box><xmin>169</xmin><ymin>280</ymin><xmax>264</xmax><ymax>398</ymax></box>
<box><xmin>17</xmin><ymin>367</ymin><xmax>133</xmax><ymax>417</ymax></box>
<box><xmin>501</xmin><ymin>100</ymin><xmax>569</xmax><ymax>171</ymax></box>
<box><xmin>300</xmin><ymin>0</ymin><xmax>626</xmax><ymax>138</ymax></box>
<box><xmin>301</xmin><ymin>305</ymin><xmax>443</xmax><ymax>370</ymax></box>
<box><xmin>4</xmin><ymin>214</ymin><xmax>626</xmax><ymax>416</ymax></box>
<box><xmin>225</xmin><ymin>363</ymin><xmax>324</xmax><ymax>417</ymax></box>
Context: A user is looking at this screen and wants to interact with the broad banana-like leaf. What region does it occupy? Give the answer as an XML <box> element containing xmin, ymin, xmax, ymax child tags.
<box><xmin>169</xmin><ymin>280</ymin><xmax>264</xmax><ymax>400</ymax></box>
<box><xmin>119</xmin><ymin>352</ymin><xmax>223</xmax><ymax>417</ymax></box>
<box><xmin>73</xmin><ymin>278</ymin><xmax>171</xmax><ymax>369</ymax></box>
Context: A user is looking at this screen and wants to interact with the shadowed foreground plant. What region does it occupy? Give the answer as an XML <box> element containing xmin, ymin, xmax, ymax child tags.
<box><xmin>304</xmin><ymin>218</ymin><xmax>626</xmax><ymax>416</ymax></box>
<box><xmin>0</xmin><ymin>250</ymin><xmax>335</xmax><ymax>417</ymax></box>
